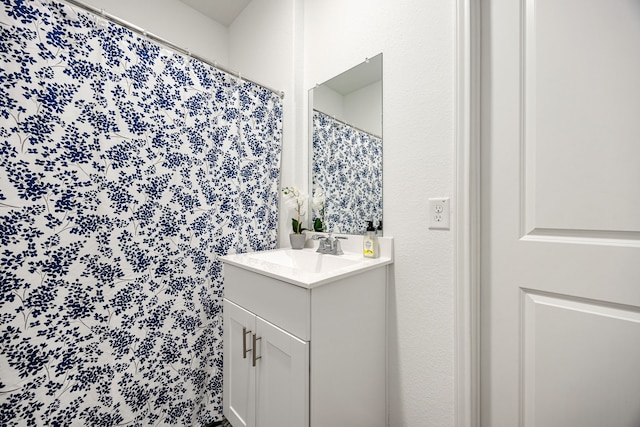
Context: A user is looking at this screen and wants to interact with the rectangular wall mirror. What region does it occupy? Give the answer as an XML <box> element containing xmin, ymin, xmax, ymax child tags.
<box><xmin>308</xmin><ymin>53</ymin><xmax>383</xmax><ymax>235</ymax></box>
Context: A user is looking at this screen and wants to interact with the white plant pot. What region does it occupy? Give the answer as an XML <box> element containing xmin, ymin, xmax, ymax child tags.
<box><xmin>289</xmin><ymin>233</ymin><xmax>306</xmax><ymax>250</ymax></box>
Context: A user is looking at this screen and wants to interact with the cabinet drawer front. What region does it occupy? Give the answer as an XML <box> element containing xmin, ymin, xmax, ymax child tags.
<box><xmin>224</xmin><ymin>264</ymin><xmax>311</xmax><ymax>341</ymax></box>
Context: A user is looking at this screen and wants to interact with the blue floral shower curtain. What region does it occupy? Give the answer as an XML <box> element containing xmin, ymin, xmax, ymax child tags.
<box><xmin>312</xmin><ymin>110</ymin><xmax>382</xmax><ymax>234</ymax></box>
<box><xmin>0</xmin><ymin>1</ymin><xmax>282</xmax><ymax>425</ymax></box>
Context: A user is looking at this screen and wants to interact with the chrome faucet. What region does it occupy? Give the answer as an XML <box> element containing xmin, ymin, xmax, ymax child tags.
<box><xmin>312</xmin><ymin>233</ymin><xmax>346</xmax><ymax>255</ymax></box>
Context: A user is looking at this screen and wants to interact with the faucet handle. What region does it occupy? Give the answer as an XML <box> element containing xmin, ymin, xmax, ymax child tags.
<box><xmin>314</xmin><ymin>234</ymin><xmax>331</xmax><ymax>254</ymax></box>
<box><xmin>333</xmin><ymin>237</ymin><xmax>345</xmax><ymax>255</ymax></box>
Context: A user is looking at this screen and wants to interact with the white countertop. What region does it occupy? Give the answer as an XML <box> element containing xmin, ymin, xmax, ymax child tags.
<box><xmin>220</xmin><ymin>234</ymin><xmax>393</xmax><ymax>288</ymax></box>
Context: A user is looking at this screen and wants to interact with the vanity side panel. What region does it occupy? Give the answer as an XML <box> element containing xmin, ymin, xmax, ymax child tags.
<box><xmin>223</xmin><ymin>264</ymin><xmax>311</xmax><ymax>341</ymax></box>
<box><xmin>310</xmin><ymin>267</ymin><xmax>387</xmax><ymax>427</ymax></box>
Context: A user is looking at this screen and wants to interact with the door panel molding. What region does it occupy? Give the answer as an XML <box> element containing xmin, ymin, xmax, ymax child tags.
<box><xmin>520</xmin><ymin>0</ymin><xmax>640</xmax><ymax>241</ymax></box>
<box><xmin>521</xmin><ymin>0</ymin><xmax>537</xmax><ymax>240</ymax></box>
<box><xmin>522</xmin><ymin>288</ymin><xmax>640</xmax><ymax>426</ymax></box>
<box><xmin>521</xmin><ymin>228</ymin><xmax>640</xmax><ymax>248</ymax></box>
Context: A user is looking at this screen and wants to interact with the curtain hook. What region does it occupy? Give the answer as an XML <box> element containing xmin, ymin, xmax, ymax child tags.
<box><xmin>97</xmin><ymin>9</ymin><xmax>107</xmax><ymax>28</ymax></box>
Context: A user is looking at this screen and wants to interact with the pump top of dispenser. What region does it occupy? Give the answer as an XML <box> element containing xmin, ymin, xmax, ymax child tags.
<box><xmin>366</xmin><ymin>221</ymin><xmax>375</xmax><ymax>232</ymax></box>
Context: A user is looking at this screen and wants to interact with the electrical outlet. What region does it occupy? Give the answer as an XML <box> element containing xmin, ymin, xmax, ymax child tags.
<box><xmin>428</xmin><ymin>198</ymin><xmax>450</xmax><ymax>230</ymax></box>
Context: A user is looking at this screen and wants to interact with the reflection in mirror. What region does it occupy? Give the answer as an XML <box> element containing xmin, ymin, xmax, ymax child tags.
<box><xmin>309</xmin><ymin>53</ymin><xmax>383</xmax><ymax>235</ymax></box>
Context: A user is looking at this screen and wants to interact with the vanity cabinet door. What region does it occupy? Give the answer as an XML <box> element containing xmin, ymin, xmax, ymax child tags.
<box><xmin>224</xmin><ymin>298</ymin><xmax>309</xmax><ymax>427</ymax></box>
<box><xmin>223</xmin><ymin>299</ymin><xmax>256</xmax><ymax>427</ymax></box>
<box><xmin>255</xmin><ymin>317</ymin><xmax>309</xmax><ymax>427</ymax></box>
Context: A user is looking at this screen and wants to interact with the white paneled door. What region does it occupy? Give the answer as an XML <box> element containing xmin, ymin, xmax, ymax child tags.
<box><xmin>480</xmin><ymin>0</ymin><xmax>640</xmax><ymax>426</ymax></box>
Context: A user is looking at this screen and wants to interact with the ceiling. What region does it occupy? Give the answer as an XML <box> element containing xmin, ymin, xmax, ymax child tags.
<box><xmin>179</xmin><ymin>0</ymin><xmax>252</xmax><ymax>27</ymax></box>
<box><xmin>177</xmin><ymin>1</ymin><xmax>381</xmax><ymax>97</ymax></box>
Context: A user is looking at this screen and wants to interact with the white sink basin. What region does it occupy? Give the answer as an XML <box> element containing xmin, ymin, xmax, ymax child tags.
<box><xmin>221</xmin><ymin>237</ymin><xmax>393</xmax><ymax>288</ymax></box>
<box><xmin>246</xmin><ymin>249</ymin><xmax>361</xmax><ymax>273</ymax></box>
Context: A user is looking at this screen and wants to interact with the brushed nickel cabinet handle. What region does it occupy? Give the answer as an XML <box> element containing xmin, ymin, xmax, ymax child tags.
<box><xmin>252</xmin><ymin>333</ymin><xmax>262</xmax><ymax>367</ymax></box>
<box><xmin>242</xmin><ymin>327</ymin><xmax>252</xmax><ymax>359</ymax></box>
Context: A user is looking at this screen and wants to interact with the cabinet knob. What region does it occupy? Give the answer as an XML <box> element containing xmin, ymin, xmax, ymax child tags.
<box><xmin>252</xmin><ymin>333</ymin><xmax>262</xmax><ymax>367</ymax></box>
<box><xmin>242</xmin><ymin>327</ymin><xmax>252</xmax><ymax>359</ymax></box>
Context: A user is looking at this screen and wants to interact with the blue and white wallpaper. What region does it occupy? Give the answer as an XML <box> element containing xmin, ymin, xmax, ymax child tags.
<box><xmin>312</xmin><ymin>110</ymin><xmax>382</xmax><ymax>234</ymax></box>
<box><xmin>0</xmin><ymin>0</ymin><xmax>282</xmax><ymax>425</ymax></box>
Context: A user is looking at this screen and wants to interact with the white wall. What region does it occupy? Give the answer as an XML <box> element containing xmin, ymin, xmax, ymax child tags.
<box><xmin>305</xmin><ymin>1</ymin><xmax>456</xmax><ymax>426</ymax></box>
<box><xmin>313</xmin><ymin>84</ymin><xmax>345</xmax><ymax>121</ymax></box>
<box><xmin>314</xmin><ymin>82</ymin><xmax>382</xmax><ymax>136</ymax></box>
<box><xmin>83</xmin><ymin>0</ymin><xmax>228</xmax><ymax>63</ymax></box>
<box><xmin>344</xmin><ymin>81</ymin><xmax>383</xmax><ymax>136</ymax></box>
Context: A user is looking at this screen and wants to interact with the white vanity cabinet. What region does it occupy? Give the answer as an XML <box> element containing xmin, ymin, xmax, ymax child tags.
<box><xmin>222</xmin><ymin>256</ymin><xmax>388</xmax><ymax>427</ymax></box>
<box><xmin>223</xmin><ymin>299</ymin><xmax>309</xmax><ymax>427</ymax></box>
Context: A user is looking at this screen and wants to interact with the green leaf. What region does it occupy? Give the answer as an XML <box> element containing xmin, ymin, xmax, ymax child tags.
<box><xmin>291</xmin><ymin>218</ymin><xmax>307</xmax><ymax>234</ymax></box>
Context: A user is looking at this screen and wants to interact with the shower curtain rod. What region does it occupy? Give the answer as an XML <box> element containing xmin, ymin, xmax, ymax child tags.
<box><xmin>313</xmin><ymin>109</ymin><xmax>382</xmax><ymax>139</ymax></box>
<box><xmin>61</xmin><ymin>0</ymin><xmax>285</xmax><ymax>99</ymax></box>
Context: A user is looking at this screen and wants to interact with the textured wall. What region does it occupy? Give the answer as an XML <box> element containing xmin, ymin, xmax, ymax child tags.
<box><xmin>304</xmin><ymin>1</ymin><xmax>456</xmax><ymax>425</ymax></box>
<box><xmin>83</xmin><ymin>0</ymin><xmax>229</xmax><ymax>65</ymax></box>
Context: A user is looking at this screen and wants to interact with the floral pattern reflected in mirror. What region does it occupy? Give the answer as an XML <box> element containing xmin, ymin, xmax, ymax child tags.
<box><xmin>312</xmin><ymin>111</ymin><xmax>382</xmax><ymax>234</ymax></box>
<box><xmin>310</xmin><ymin>53</ymin><xmax>383</xmax><ymax>235</ymax></box>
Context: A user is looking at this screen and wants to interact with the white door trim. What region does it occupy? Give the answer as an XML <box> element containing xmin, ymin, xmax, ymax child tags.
<box><xmin>454</xmin><ymin>0</ymin><xmax>480</xmax><ymax>426</ymax></box>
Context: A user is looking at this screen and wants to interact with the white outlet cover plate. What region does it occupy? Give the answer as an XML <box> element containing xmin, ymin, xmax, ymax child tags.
<box><xmin>428</xmin><ymin>197</ymin><xmax>450</xmax><ymax>230</ymax></box>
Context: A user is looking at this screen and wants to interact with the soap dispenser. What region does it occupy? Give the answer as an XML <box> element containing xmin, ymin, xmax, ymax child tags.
<box><xmin>363</xmin><ymin>220</ymin><xmax>378</xmax><ymax>258</ymax></box>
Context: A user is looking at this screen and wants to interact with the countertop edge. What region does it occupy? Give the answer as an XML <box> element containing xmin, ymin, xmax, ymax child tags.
<box><xmin>220</xmin><ymin>251</ymin><xmax>393</xmax><ymax>289</ymax></box>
